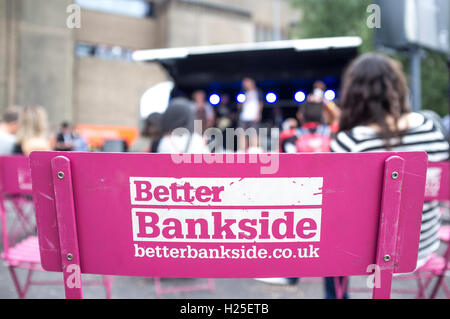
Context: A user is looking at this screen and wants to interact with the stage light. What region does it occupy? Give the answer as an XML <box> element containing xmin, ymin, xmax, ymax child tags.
<box><xmin>294</xmin><ymin>91</ymin><xmax>306</xmax><ymax>103</ymax></box>
<box><xmin>324</xmin><ymin>89</ymin><xmax>336</xmax><ymax>101</ymax></box>
<box><xmin>209</xmin><ymin>94</ymin><xmax>221</xmax><ymax>106</ymax></box>
<box><xmin>237</xmin><ymin>93</ymin><xmax>246</xmax><ymax>104</ymax></box>
<box><xmin>265</xmin><ymin>92</ymin><xmax>277</xmax><ymax>104</ymax></box>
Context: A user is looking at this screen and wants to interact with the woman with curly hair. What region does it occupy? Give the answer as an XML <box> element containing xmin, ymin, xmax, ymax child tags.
<box><xmin>326</xmin><ymin>53</ymin><xmax>449</xmax><ymax>299</ymax></box>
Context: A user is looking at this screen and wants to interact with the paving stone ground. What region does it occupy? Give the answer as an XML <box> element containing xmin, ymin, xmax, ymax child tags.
<box><xmin>1</xmin><ymin>254</ymin><xmax>449</xmax><ymax>299</ymax></box>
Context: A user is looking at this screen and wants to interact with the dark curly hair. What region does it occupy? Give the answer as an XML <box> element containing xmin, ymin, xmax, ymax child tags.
<box><xmin>339</xmin><ymin>53</ymin><xmax>410</xmax><ymax>147</ymax></box>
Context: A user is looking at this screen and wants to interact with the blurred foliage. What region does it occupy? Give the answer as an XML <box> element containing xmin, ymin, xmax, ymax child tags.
<box><xmin>290</xmin><ymin>0</ymin><xmax>449</xmax><ymax>116</ymax></box>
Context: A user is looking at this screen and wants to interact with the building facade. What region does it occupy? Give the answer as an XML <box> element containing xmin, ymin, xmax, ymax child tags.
<box><xmin>0</xmin><ymin>0</ymin><xmax>301</xmax><ymax>129</ymax></box>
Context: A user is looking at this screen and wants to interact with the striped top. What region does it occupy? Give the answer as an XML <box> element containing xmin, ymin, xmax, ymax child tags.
<box><xmin>331</xmin><ymin>112</ymin><xmax>450</xmax><ymax>264</ymax></box>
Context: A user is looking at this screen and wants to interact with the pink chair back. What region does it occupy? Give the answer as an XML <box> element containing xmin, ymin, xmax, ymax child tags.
<box><xmin>425</xmin><ymin>162</ymin><xmax>449</xmax><ymax>201</ymax></box>
<box><xmin>0</xmin><ymin>156</ymin><xmax>33</xmax><ymax>254</ymax></box>
<box><xmin>29</xmin><ymin>151</ymin><xmax>428</xmax><ymax>299</ymax></box>
<box><xmin>0</xmin><ymin>156</ymin><xmax>32</xmax><ymax>196</ymax></box>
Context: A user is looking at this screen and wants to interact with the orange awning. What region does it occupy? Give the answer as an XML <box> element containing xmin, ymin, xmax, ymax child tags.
<box><xmin>76</xmin><ymin>124</ymin><xmax>139</xmax><ymax>148</ymax></box>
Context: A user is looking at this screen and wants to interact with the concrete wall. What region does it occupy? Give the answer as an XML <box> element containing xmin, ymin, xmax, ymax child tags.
<box><xmin>73</xmin><ymin>57</ymin><xmax>168</xmax><ymax>127</ymax></box>
<box><xmin>166</xmin><ymin>0</ymin><xmax>254</xmax><ymax>47</ymax></box>
<box><xmin>75</xmin><ymin>9</ymin><xmax>161</xmax><ymax>50</ymax></box>
<box><xmin>0</xmin><ymin>0</ymin><xmax>302</xmax><ymax>131</ymax></box>
<box><xmin>1</xmin><ymin>0</ymin><xmax>75</xmax><ymax>129</ymax></box>
<box><xmin>205</xmin><ymin>0</ymin><xmax>300</xmax><ymax>39</ymax></box>
<box><xmin>0</xmin><ymin>0</ymin><xmax>8</xmax><ymax>111</ymax></box>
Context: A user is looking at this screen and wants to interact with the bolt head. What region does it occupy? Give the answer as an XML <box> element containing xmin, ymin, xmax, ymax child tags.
<box><xmin>391</xmin><ymin>172</ymin><xmax>399</xmax><ymax>180</ymax></box>
<box><xmin>383</xmin><ymin>255</ymin><xmax>391</xmax><ymax>262</ymax></box>
<box><xmin>57</xmin><ymin>172</ymin><xmax>65</xmax><ymax>179</ymax></box>
<box><xmin>66</xmin><ymin>253</ymin><xmax>73</xmax><ymax>261</ymax></box>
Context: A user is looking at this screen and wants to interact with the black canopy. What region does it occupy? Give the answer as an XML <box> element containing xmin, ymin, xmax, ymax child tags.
<box><xmin>133</xmin><ymin>37</ymin><xmax>361</xmax><ymax>120</ymax></box>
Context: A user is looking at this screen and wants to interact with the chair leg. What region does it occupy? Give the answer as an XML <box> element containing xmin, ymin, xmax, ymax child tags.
<box><xmin>207</xmin><ymin>279</ymin><xmax>215</xmax><ymax>292</ymax></box>
<box><xmin>442</xmin><ymin>281</ymin><xmax>450</xmax><ymax>298</ymax></box>
<box><xmin>103</xmin><ymin>276</ymin><xmax>113</xmax><ymax>299</ymax></box>
<box><xmin>154</xmin><ymin>278</ymin><xmax>164</xmax><ymax>297</ymax></box>
<box><xmin>415</xmin><ymin>276</ymin><xmax>428</xmax><ymax>299</ymax></box>
<box><xmin>12</xmin><ymin>198</ymin><xmax>34</xmax><ymax>233</ymax></box>
<box><xmin>8</xmin><ymin>266</ymin><xmax>31</xmax><ymax>299</ymax></box>
<box><xmin>22</xmin><ymin>268</ymin><xmax>34</xmax><ymax>297</ymax></box>
<box><xmin>334</xmin><ymin>277</ymin><xmax>343</xmax><ymax>299</ymax></box>
<box><xmin>429</xmin><ymin>274</ymin><xmax>447</xmax><ymax>299</ymax></box>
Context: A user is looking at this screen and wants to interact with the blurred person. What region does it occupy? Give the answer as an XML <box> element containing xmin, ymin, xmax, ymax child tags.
<box><xmin>279</xmin><ymin>118</ymin><xmax>298</xmax><ymax>153</ymax></box>
<box><xmin>308</xmin><ymin>82</ymin><xmax>341</xmax><ymax>134</ymax></box>
<box><xmin>312</xmin><ymin>80</ymin><xmax>326</xmax><ymax>100</ymax></box>
<box><xmin>215</xmin><ymin>94</ymin><xmax>232</xmax><ymax>130</ymax></box>
<box><xmin>215</xmin><ymin>94</ymin><xmax>233</xmax><ymax>151</ymax></box>
<box><xmin>279</xmin><ymin>102</ymin><xmax>332</xmax><ymax>154</ymax></box>
<box><xmin>54</xmin><ymin>122</ymin><xmax>75</xmax><ymax>151</ymax></box>
<box><xmin>327</xmin><ymin>52</ymin><xmax>450</xmax><ymax>299</ymax></box>
<box><xmin>0</xmin><ymin>106</ymin><xmax>20</xmax><ymax>155</ymax></box>
<box><xmin>192</xmin><ymin>90</ymin><xmax>215</xmax><ymax>135</ymax></box>
<box><xmin>295</xmin><ymin>101</ymin><xmax>332</xmax><ymax>153</ymax></box>
<box><xmin>14</xmin><ymin>106</ymin><xmax>51</xmax><ymax>156</ymax></box>
<box><xmin>130</xmin><ymin>113</ymin><xmax>162</xmax><ymax>153</ymax></box>
<box><xmin>282</xmin><ymin>118</ymin><xmax>298</xmax><ymax>132</ymax></box>
<box><xmin>237</xmin><ymin>77</ymin><xmax>263</xmax><ymax>151</ymax></box>
<box><xmin>442</xmin><ymin>114</ymin><xmax>449</xmax><ymax>136</ymax></box>
<box><xmin>417</xmin><ymin>109</ymin><xmax>450</xmax><ymax>144</ymax></box>
<box><xmin>323</xmin><ymin>100</ymin><xmax>341</xmax><ymax>134</ymax></box>
<box><xmin>156</xmin><ymin>98</ymin><xmax>209</xmax><ymax>154</ymax></box>
<box><xmin>53</xmin><ymin>122</ymin><xmax>88</xmax><ymax>152</ymax></box>
<box><xmin>72</xmin><ymin>129</ymin><xmax>89</xmax><ymax>152</ymax></box>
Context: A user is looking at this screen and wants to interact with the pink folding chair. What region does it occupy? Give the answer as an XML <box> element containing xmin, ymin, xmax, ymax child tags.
<box><xmin>29</xmin><ymin>151</ymin><xmax>427</xmax><ymax>299</ymax></box>
<box><xmin>406</xmin><ymin>162</ymin><xmax>450</xmax><ymax>299</ymax></box>
<box><xmin>0</xmin><ymin>156</ymin><xmax>113</xmax><ymax>299</ymax></box>
<box><xmin>337</xmin><ymin>161</ymin><xmax>450</xmax><ymax>299</ymax></box>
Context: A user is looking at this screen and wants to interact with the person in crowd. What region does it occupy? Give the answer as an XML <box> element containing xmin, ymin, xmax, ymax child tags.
<box><xmin>14</xmin><ymin>105</ymin><xmax>51</xmax><ymax>156</ymax></box>
<box><xmin>215</xmin><ymin>94</ymin><xmax>232</xmax><ymax>130</ymax></box>
<box><xmin>237</xmin><ymin>77</ymin><xmax>263</xmax><ymax>151</ymax></box>
<box><xmin>327</xmin><ymin>52</ymin><xmax>450</xmax><ymax>299</ymax></box>
<box><xmin>312</xmin><ymin>80</ymin><xmax>326</xmax><ymax>100</ymax></box>
<box><xmin>72</xmin><ymin>131</ymin><xmax>89</xmax><ymax>152</ymax></box>
<box><xmin>0</xmin><ymin>106</ymin><xmax>20</xmax><ymax>155</ymax></box>
<box><xmin>156</xmin><ymin>97</ymin><xmax>209</xmax><ymax>154</ymax></box>
<box><xmin>279</xmin><ymin>118</ymin><xmax>298</xmax><ymax>153</ymax></box>
<box><xmin>130</xmin><ymin>112</ymin><xmax>162</xmax><ymax>153</ymax></box>
<box><xmin>192</xmin><ymin>90</ymin><xmax>215</xmax><ymax>135</ymax></box>
<box><xmin>442</xmin><ymin>114</ymin><xmax>449</xmax><ymax>137</ymax></box>
<box><xmin>308</xmin><ymin>81</ymin><xmax>341</xmax><ymax>134</ymax></box>
<box><xmin>214</xmin><ymin>94</ymin><xmax>233</xmax><ymax>152</ymax></box>
<box><xmin>280</xmin><ymin>101</ymin><xmax>332</xmax><ymax>154</ymax></box>
<box><xmin>54</xmin><ymin>122</ymin><xmax>76</xmax><ymax>151</ymax></box>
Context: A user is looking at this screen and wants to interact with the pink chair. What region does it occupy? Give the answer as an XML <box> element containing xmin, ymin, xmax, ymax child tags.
<box><xmin>29</xmin><ymin>151</ymin><xmax>428</xmax><ymax>299</ymax></box>
<box><xmin>0</xmin><ymin>156</ymin><xmax>113</xmax><ymax>299</ymax></box>
<box><xmin>337</xmin><ymin>161</ymin><xmax>450</xmax><ymax>299</ymax></box>
<box><xmin>342</xmin><ymin>227</ymin><xmax>450</xmax><ymax>298</ymax></box>
<box><xmin>403</xmin><ymin>225</ymin><xmax>450</xmax><ymax>299</ymax></box>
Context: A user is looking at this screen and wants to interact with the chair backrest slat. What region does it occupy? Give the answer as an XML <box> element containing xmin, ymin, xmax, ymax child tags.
<box><xmin>425</xmin><ymin>162</ymin><xmax>449</xmax><ymax>201</ymax></box>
